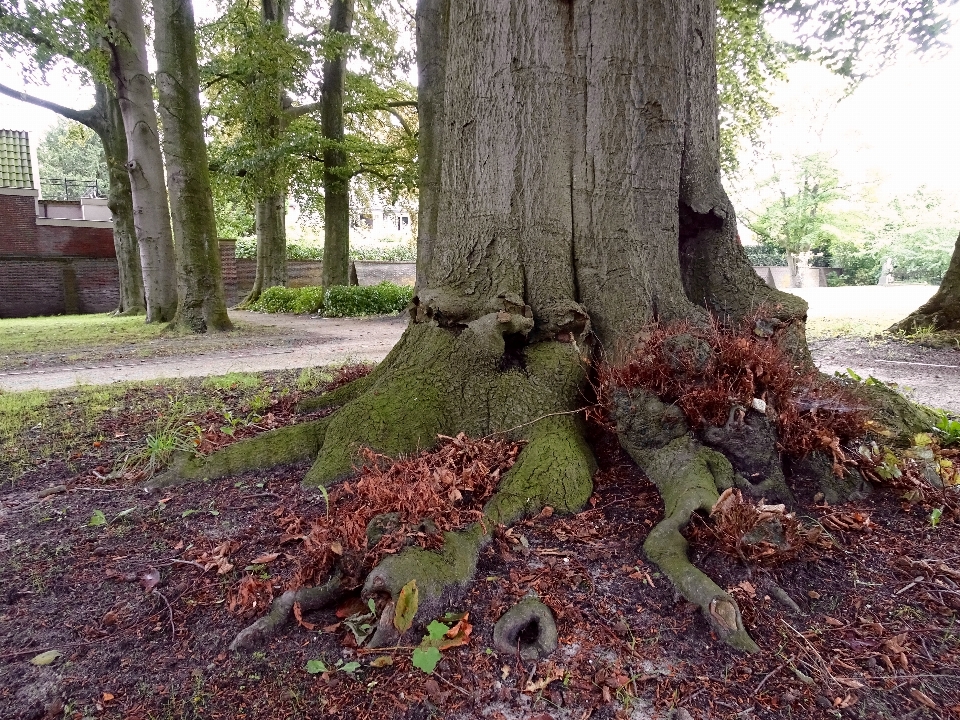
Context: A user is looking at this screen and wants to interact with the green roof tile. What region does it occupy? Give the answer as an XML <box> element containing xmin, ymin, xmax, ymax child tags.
<box><xmin>0</xmin><ymin>129</ymin><xmax>34</xmax><ymax>189</ymax></box>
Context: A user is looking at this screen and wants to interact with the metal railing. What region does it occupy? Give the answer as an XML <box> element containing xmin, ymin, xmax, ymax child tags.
<box><xmin>39</xmin><ymin>178</ymin><xmax>105</xmax><ymax>200</ymax></box>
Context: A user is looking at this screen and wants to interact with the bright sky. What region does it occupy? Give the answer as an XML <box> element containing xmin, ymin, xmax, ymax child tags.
<box><xmin>1</xmin><ymin>9</ymin><xmax>958</xmax><ymax>205</ymax></box>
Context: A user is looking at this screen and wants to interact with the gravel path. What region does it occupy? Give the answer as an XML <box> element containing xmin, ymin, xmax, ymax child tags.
<box><xmin>3</xmin><ymin>289</ymin><xmax>958</xmax><ymax>414</ymax></box>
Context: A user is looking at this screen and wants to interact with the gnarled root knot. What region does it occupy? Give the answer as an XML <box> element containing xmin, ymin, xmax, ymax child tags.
<box><xmin>229</xmin><ymin>571</ymin><xmax>343</xmax><ymax>652</ymax></box>
<box><xmin>492</xmin><ymin>596</ymin><xmax>558</xmax><ymax>660</ymax></box>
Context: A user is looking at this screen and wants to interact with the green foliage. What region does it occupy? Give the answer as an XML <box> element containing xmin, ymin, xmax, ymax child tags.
<box><xmin>322</xmin><ymin>282</ymin><xmax>412</xmax><ymax>317</ymax></box>
<box><xmin>351</xmin><ymin>245</ymin><xmax>416</xmax><ymax>262</ymax></box>
<box><xmin>935</xmin><ymin>414</ymin><xmax>960</xmax><ymax>447</ymax></box>
<box><xmin>36</xmin><ymin>118</ymin><xmax>108</xmax><ymax>197</ymax></box>
<box><xmin>743</xmin><ymin>246</ymin><xmax>787</xmax><ymax>266</ymax></box>
<box><xmin>247</xmin><ymin>286</ymin><xmax>324</xmax><ymax>315</ymax></box>
<box><xmin>233</xmin><ymin>238</ymin><xmax>416</xmax><ymax>263</ymax></box>
<box><xmin>744</xmin><ymin>153</ymin><xmax>852</xmax><ymax>263</ymax></box>
<box><xmin>829</xmin><ymin>189</ymin><xmax>960</xmax><ymax>285</ymax></box>
<box><xmin>716</xmin><ymin>0</ymin><xmax>789</xmax><ymax>174</ymax></box>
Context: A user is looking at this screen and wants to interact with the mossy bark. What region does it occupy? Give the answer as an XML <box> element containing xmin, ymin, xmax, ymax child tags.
<box><xmin>890</xmin><ymin>231</ymin><xmax>960</xmax><ymax>334</ymax></box>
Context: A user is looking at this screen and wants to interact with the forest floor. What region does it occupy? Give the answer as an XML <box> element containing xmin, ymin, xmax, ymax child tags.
<box><xmin>1</xmin><ymin>287</ymin><xmax>959</xmax><ymax>720</ymax></box>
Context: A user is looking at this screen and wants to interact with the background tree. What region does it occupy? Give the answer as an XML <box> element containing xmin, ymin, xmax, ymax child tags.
<box><xmin>108</xmin><ymin>0</ymin><xmax>179</xmax><ymax>322</ymax></box>
<box><xmin>743</xmin><ymin>153</ymin><xmax>853</xmax><ymax>286</ymax></box>
<box><xmin>891</xmin><ymin>231</ymin><xmax>960</xmax><ymax>333</ymax></box>
<box><xmin>35</xmin><ymin>116</ymin><xmax>108</xmax><ymax>197</ymax></box>
<box><xmin>202</xmin><ymin>0</ymin><xmax>417</xmax><ymax>295</ymax></box>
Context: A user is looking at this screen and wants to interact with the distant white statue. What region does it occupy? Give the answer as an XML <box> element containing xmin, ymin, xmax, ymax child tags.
<box><xmin>877</xmin><ymin>258</ymin><xmax>895</xmax><ymax>286</ymax></box>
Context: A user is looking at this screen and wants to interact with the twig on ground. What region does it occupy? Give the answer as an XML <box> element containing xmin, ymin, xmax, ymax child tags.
<box><xmin>753</xmin><ymin>662</ymin><xmax>787</xmax><ymax>695</ymax></box>
<box><xmin>153</xmin><ymin>589</ymin><xmax>176</xmax><ymax>638</ymax></box>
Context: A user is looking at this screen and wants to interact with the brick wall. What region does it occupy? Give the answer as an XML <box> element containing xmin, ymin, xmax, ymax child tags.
<box><xmin>0</xmin><ymin>190</ymin><xmax>120</xmax><ymax>318</ymax></box>
<box><xmin>0</xmin><ymin>192</ymin><xmax>39</xmax><ymax>255</ymax></box>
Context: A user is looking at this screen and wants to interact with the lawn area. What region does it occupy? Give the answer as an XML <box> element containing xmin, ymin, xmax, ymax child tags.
<box><xmin>0</xmin><ymin>314</ymin><xmax>163</xmax><ymax>355</ymax></box>
<box><xmin>0</xmin><ymin>312</ymin><xmax>296</xmax><ymax>373</ymax></box>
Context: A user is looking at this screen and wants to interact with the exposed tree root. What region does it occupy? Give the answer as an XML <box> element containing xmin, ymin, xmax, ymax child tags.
<box><xmin>229</xmin><ymin>570</ymin><xmax>344</xmax><ymax>652</ymax></box>
<box><xmin>144</xmin><ymin>418</ymin><xmax>330</xmax><ymax>490</ymax></box>
<box><xmin>492</xmin><ymin>596</ymin><xmax>559</xmax><ymax>660</ymax></box>
<box><xmin>639</xmin><ymin>436</ymin><xmax>759</xmax><ymax>653</ymax></box>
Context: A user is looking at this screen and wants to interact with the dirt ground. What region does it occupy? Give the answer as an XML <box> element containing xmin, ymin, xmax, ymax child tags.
<box><xmin>1</xmin><ymin>294</ymin><xmax>959</xmax><ymax>720</ymax></box>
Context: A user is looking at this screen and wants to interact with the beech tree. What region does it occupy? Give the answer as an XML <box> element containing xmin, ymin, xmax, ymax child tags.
<box><xmin>890</xmin><ymin>231</ymin><xmax>960</xmax><ymax>333</ymax></box>
<box><xmin>152</xmin><ymin>0</ymin><xmax>232</xmax><ymax>332</ymax></box>
<box><xmin>202</xmin><ymin>0</ymin><xmax>417</xmax><ymax>296</ymax></box>
<box><xmin>152</xmin><ymin>0</ymin><xmax>952</xmax><ymax>653</ymax></box>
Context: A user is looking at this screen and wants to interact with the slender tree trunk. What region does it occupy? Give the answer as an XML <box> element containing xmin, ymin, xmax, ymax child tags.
<box><xmin>153</xmin><ymin>0</ymin><xmax>232</xmax><ymax>332</ymax></box>
<box><xmin>243</xmin><ymin>0</ymin><xmax>290</xmax><ymax>304</ymax></box>
<box><xmin>890</xmin><ymin>230</ymin><xmax>960</xmax><ymax>333</ymax></box>
<box><xmin>107</xmin><ymin>0</ymin><xmax>178</xmax><ymax>323</ymax></box>
<box><xmin>96</xmin><ymin>82</ymin><xmax>145</xmax><ymax>315</ymax></box>
<box><xmin>320</xmin><ymin>0</ymin><xmax>355</xmax><ymax>288</ymax></box>
<box><xmin>245</xmin><ymin>194</ymin><xmax>288</xmax><ymax>303</ymax></box>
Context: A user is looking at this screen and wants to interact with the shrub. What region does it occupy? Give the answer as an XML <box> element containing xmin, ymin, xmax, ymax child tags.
<box><xmin>351</xmin><ymin>245</ymin><xmax>417</xmax><ymax>262</ymax></box>
<box><xmin>248</xmin><ymin>286</ymin><xmax>324</xmax><ymax>314</ymax></box>
<box><xmin>742</xmin><ymin>246</ymin><xmax>786</xmax><ymax>267</ymax></box>
<box><xmin>290</xmin><ymin>286</ymin><xmax>326</xmax><ymax>314</ymax></box>
<box><xmin>323</xmin><ymin>282</ymin><xmax>413</xmax><ymax>317</ymax></box>
<box><xmin>235</xmin><ymin>236</ymin><xmax>256</xmax><ymax>259</ymax></box>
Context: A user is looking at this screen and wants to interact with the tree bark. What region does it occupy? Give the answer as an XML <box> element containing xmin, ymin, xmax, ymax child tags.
<box><xmin>153</xmin><ymin>0</ymin><xmax>232</xmax><ymax>332</ymax></box>
<box><xmin>242</xmin><ymin>0</ymin><xmax>291</xmax><ymax>304</ymax></box>
<box><xmin>320</xmin><ymin>0</ymin><xmax>355</xmax><ymax>288</ymax></box>
<box><xmin>245</xmin><ymin>194</ymin><xmax>288</xmax><ymax>303</ymax></box>
<box><xmin>108</xmin><ymin>0</ymin><xmax>178</xmax><ymax>323</ymax></box>
<box><xmin>890</xmin><ymin>231</ymin><xmax>960</xmax><ymax>333</ymax></box>
<box><xmin>97</xmin><ymin>82</ymin><xmax>146</xmax><ymax>315</ymax></box>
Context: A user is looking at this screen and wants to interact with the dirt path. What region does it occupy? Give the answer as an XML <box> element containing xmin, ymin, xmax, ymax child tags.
<box><xmin>0</xmin><ymin>312</ymin><xmax>406</xmax><ymax>393</ymax></box>
<box><xmin>3</xmin><ymin>292</ymin><xmax>959</xmax><ymax>414</ymax></box>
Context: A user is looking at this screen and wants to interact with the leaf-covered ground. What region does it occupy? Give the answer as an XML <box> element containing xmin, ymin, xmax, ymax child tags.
<box><xmin>1</xmin><ymin>366</ymin><xmax>959</xmax><ymax>720</ymax></box>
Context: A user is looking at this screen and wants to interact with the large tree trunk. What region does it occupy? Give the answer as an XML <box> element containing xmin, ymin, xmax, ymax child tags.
<box><xmin>171</xmin><ymin>0</ymin><xmax>816</xmax><ymax>654</ymax></box>
<box><xmin>320</xmin><ymin>0</ymin><xmax>355</xmax><ymax>288</ymax></box>
<box><xmin>301</xmin><ymin>0</ymin><xmax>808</xmax><ymax>650</ymax></box>
<box><xmin>244</xmin><ymin>194</ymin><xmax>288</xmax><ymax>303</ymax></box>
<box><xmin>153</xmin><ymin>0</ymin><xmax>233</xmax><ymax>332</ymax></box>
<box><xmin>107</xmin><ymin>0</ymin><xmax>178</xmax><ymax>323</ymax></box>
<box><xmin>890</xmin><ymin>230</ymin><xmax>960</xmax><ymax>333</ymax></box>
<box><xmin>97</xmin><ymin>82</ymin><xmax>145</xmax><ymax>316</ymax></box>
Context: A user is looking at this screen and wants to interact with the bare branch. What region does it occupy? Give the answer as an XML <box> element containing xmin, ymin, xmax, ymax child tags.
<box><xmin>0</xmin><ymin>81</ymin><xmax>99</xmax><ymax>130</ymax></box>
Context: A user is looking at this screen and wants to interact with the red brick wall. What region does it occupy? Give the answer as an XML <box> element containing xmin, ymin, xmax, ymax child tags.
<box><xmin>0</xmin><ymin>192</ymin><xmax>121</xmax><ymax>318</ymax></box>
<box><xmin>0</xmin><ymin>193</ymin><xmax>40</xmax><ymax>255</ymax></box>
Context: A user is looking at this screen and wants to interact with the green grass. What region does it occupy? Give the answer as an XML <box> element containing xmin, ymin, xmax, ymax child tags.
<box><xmin>0</xmin><ymin>371</ymin><xmax>278</xmax><ymax>484</ymax></box>
<box><xmin>0</xmin><ymin>313</ymin><xmax>163</xmax><ymax>354</ymax></box>
<box><xmin>805</xmin><ymin>316</ymin><xmax>890</xmax><ymax>339</ymax></box>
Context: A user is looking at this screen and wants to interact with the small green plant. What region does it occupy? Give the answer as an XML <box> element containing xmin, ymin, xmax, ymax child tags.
<box><xmin>935</xmin><ymin>414</ymin><xmax>960</xmax><ymax>446</ymax></box>
<box><xmin>247</xmin><ymin>286</ymin><xmax>324</xmax><ymax>314</ymax></box>
<box><xmin>323</xmin><ymin>282</ymin><xmax>413</xmax><ymax>317</ymax></box>
<box><xmin>88</xmin><ymin>509</ymin><xmax>107</xmax><ymax>527</ymax></box>
<box><xmin>930</xmin><ymin>507</ymin><xmax>944</xmax><ymax>528</ymax></box>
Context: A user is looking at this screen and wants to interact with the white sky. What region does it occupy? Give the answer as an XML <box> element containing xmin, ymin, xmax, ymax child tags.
<box><xmin>1</xmin><ymin>9</ymin><xmax>958</xmax><ymax>205</ymax></box>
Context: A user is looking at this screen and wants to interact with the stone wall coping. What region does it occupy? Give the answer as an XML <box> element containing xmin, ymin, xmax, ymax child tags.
<box><xmin>35</xmin><ymin>218</ymin><xmax>113</xmax><ymax>229</ymax></box>
<box><xmin>0</xmin><ymin>187</ymin><xmax>39</xmax><ymax>197</ymax></box>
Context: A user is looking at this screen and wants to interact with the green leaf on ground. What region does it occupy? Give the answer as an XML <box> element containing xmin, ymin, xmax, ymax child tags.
<box><xmin>411</xmin><ymin>646</ymin><xmax>441</xmax><ymax>674</ymax></box>
<box><xmin>305</xmin><ymin>659</ymin><xmax>328</xmax><ymax>674</ymax></box>
<box><xmin>29</xmin><ymin>650</ymin><xmax>62</xmax><ymax>666</ymax></box>
<box><xmin>88</xmin><ymin>510</ymin><xmax>106</xmax><ymax>527</ymax></box>
<box><xmin>393</xmin><ymin>580</ymin><xmax>418</xmax><ymax>633</ymax></box>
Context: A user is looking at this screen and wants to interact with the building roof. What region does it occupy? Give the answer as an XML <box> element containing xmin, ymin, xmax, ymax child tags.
<box><xmin>0</xmin><ymin>129</ymin><xmax>34</xmax><ymax>189</ymax></box>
